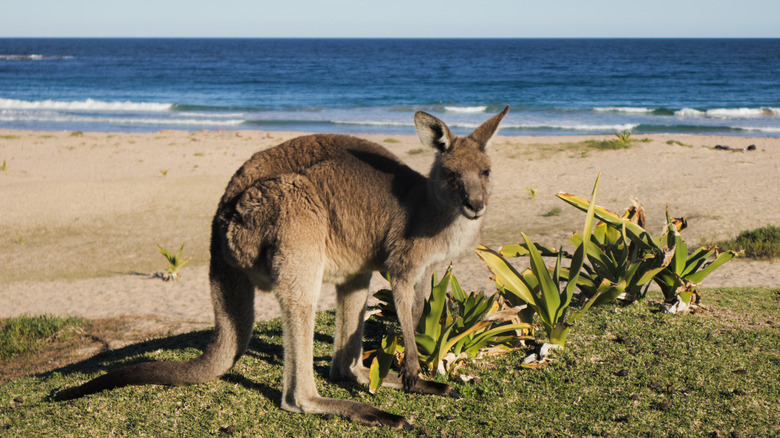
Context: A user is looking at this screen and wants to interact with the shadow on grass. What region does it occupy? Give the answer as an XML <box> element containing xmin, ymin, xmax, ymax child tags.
<box><xmin>38</xmin><ymin>309</ymin><xmax>390</xmax><ymax>404</ymax></box>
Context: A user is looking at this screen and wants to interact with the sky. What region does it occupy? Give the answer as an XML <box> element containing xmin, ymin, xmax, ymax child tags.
<box><xmin>2</xmin><ymin>0</ymin><xmax>779</xmax><ymax>38</ymax></box>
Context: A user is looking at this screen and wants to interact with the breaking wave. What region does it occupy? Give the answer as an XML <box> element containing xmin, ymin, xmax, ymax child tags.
<box><xmin>0</xmin><ymin>98</ymin><xmax>172</xmax><ymax>112</ymax></box>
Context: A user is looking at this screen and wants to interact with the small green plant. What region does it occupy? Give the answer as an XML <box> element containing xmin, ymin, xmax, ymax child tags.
<box><xmin>666</xmin><ymin>139</ymin><xmax>694</xmax><ymax>148</ymax></box>
<box><xmin>525</xmin><ymin>187</ymin><xmax>538</xmax><ymax>199</ymax></box>
<box><xmin>1</xmin><ymin>160</ymin><xmax>6</xmax><ymax>171</ymax></box>
<box><xmin>581</xmin><ymin>130</ymin><xmax>643</xmax><ymax>150</ymax></box>
<box><xmin>383</xmin><ymin>138</ymin><xmax>400</xmax><ymax>144</ymax></box>
<box><xmin>159</xmin><ymin>169</ymin><xmax>169</xmax><ymax>177</ymax></box>
<box><xmin>156</xmin><ymin>243</ymin><xmax>190</xmax><ymax>281</ymax></box>
<box><xmin>542</xmin><ymin>206</ymin><xmax>562</xmax><ymax>217</ymax></box>
<box><xmin>615</xmin><ymin>129</ymin><xmax>632</xmax><ymax>146</ymax></box>
<box><xmin>477</xmin><ymin>174</ymin><xmax>606</xmax><ymax>348</ymax></box>
<box><xmin>368</xmin><ymin>267</ymin><xmax>532</xmax><ymax>389</ymax></box>
<box><xmin>0</xmin><ymin>135</ymin><xmax>21</xmax><ymax>140</ymax></box>
<box><xmin>17</xmin><ymin>235</ymin><xmax>23</xmax><ymax>245</ymax></box>
<box><xmin>407</xmin><ymin>148</ymin><xmax>426</xmax><ymax>155</ymax></box>
<box><xmin>69</xmin><ymin>131</ymin><xmax>83</xmax><ymax>137</ymax></box>
<box><xmin>710</xmin><ymin>225</ymin><xmax>780</xmax><ymax>260</ymax></box>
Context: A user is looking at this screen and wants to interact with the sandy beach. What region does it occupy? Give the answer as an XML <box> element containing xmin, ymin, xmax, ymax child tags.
<box><xmin>1</xmin><ymin>129</ymin><xmax>779</xmax><ymax>325</ymax></box>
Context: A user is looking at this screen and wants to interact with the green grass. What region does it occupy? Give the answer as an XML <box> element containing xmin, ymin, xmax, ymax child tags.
<box><xmin>0</xmin><ymin>135</ymin><xmax>21</xmax><ymax>140</ymax></box>
<box><xmin>407</xmin><ymin>148</ymin><xmax>427</xmax><ymax>155</ymax></box>
<box><xmin>0</xmin><ymin>287</ymin><xmax>777</xmax><ymax>436</ymax></box>
<box><xmin>581</xmin><ymin>131</ymin><xmax>652</xmax><ymax>150</ymax></box>
<box><xmin>666</xmin><ymin>140</ymin><xmax>694</xmax><ymax>148</ymax></box>
<box><xmin>710</xmin><ymin>225</ymin><xmax>780</xmax><ymax>260</ymax></box>
<box><xmin>0</xmin><ymin>315</ymin><xmax>85</xmax><ymax>360</ymax></box>
<box><xmin>542</xmin><ymin>207</ymin><xmax>562</xmax><ymax>217</ymax></box>
<box><xmin>383</xmin><ymin>138</ymin><xmax>400</xmax><ymax>144</ymax></box>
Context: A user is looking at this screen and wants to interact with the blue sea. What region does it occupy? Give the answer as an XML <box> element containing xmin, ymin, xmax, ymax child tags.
<box><xmin>1</xmin><ymin>38</ymin><xmax>779</xmax><ymax>136</ymax></box>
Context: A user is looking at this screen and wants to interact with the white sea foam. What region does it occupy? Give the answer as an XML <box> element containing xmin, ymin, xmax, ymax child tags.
<box><xmin>742</xmin><ymin>126</ymin><xmax>780</xmax><ymax>133</ymax></box>
<box><xmin>675</xmin><ymin>108</ymin><xmax>705</xmax><ymax>117</ymax></box>
<box><xmin>0</xmin><ymin>54</ymin><xmax>72</xmax><ymax>61</ymax></box>
<box><xmin>0</xmin><ymin>112</ymin><xmax>243</xmax><ymax>126</ymax></box>
<box><xmin>501</xmin><ymin>123</ymin><xmax>639</xmax><ymax>132</ymax></box>
<box><xmin>593</xmin><ymin>107</ymin><xmax>654</xmax><ymax>114</ymax></box>
<box><xmin>0</xmin><ymin>98</ymin><xmax>172</xmax><ymax>112</ymax></box>
<box><xmin>707</xmin><ymin>107</ymin><xmax>779</xmax><ymax>118</ymax></box>
<box><xmin>676</xmin><ymin>107</ymin><xmax>780</xmax><ymax>118</ymax></box>
<box><xmin>180</xmin><ymin>112</ymin><xmax>245</xmax><ymax>119</ymax></box>
<box><xmin>333</xmin><ymin>120</ymin><xmax>414</xmax><ymax>127</ymax></box>
<box><xmin>443</xmin><ymin>106</ymin><xmax>488</xmax><ymax>113</ymax></box>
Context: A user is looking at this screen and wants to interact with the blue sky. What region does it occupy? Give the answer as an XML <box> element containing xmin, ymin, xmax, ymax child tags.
<box><xmin>3</xmin><ymin>0</ymin><xmax>779</xmax><ymax>38</ymax></box>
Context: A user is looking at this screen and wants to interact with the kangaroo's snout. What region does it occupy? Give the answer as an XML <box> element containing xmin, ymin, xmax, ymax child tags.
<box><xmin>458</xmin><ymin>174</ymin><xmax>487</xmax><ymax>219</ymax></box>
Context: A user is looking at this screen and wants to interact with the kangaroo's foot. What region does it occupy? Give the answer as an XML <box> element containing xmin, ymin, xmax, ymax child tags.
<box><xmin>407</xmin><ymin>378</ymin><xmax>461</xmax><ymax>399</ymax></box>
<box><xmin>282</xmin><ymin>395</ymin><xmax>412</xmax><ymax>430</ymax></box>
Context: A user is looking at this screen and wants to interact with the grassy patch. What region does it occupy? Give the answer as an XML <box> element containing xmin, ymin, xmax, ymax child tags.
<box><xmin>0</xmin><ymin>288</ymin><xmax>777</xmax><ymax>436</ymax></box>
<box><xmin>0</xmin><ymin>135</ymin><xmax>21</xmax><ymax>140</ymax></box>
<box><xmin>542</xmin><ymin>207</ymin><xmax>562</xmax><ymax>217</ymax></box>
<box><xmin>710</xmin><ymin>225</ymin><xmax>780</xmax><ymax>260</ymax></box>
<box><xmin>582</xmin><ymin>139</ymin><xmax>632</xmax><ymax>150</ymax></box>
<box><xmin>0</xmin><ymin>315</ymin><xmax>85</xmax><ymax>360</ymax></box>
<box><xmin>666</xmin><ymin>139</ymin><xmax>694</xmax><ymax>148</ymax></box>
<box><xmin>69</xmin><ymin>131</ymin><xmax>84</xmax><ymax>137</ymax></box>
<box><xmin>383</xmin><ymin>138</ymin><xmax>400</xmax><ymax>144</ymax></box>
<box><xmin>407</xmin><ymin>148</ymin><xmax>427</xmax><ymax>155</ymax></box>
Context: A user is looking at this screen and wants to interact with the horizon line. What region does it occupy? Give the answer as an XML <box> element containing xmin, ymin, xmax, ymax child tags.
<box><xmin>2</xmin><ymin>36</ymin><xmax>780</xmax><ymax>40</ymax></box>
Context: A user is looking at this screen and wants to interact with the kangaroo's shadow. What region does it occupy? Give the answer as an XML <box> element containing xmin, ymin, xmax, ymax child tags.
<box><xmin>41</xmin><ymin>324</ymin><xmax>290</xmax><ymax>404</ymax></box>
<box><xmin>40</xmin><ymin>314</ymin><xmax>386</xmax><ymax>404</ymax></box>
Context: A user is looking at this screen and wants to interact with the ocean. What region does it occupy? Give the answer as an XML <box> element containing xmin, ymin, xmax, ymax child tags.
<box><xmin>1</xmin><ymin>38</ymin><xmax>779</xmax><ymax>136</ymax></box>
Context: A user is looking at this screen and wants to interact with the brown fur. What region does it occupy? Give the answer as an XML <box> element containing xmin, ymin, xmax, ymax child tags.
<box><xmin>54</xmin><ymin>107</ymin><xmax>509</xmax><ymax>429</ymax></box>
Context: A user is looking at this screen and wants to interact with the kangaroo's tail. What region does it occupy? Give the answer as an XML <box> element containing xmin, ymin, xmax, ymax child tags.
<box><xmin>54</xmin><ymin>226</ymin><xmax>256</xmax><ymax>401</ymax></box>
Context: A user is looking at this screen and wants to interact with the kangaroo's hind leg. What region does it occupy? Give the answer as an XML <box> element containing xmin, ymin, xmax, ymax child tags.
<box><xmin>330</xmin><ymin>273</ymin><xmax>372</xmax><ymax>383</ymax></box>
<box><xmin>274</xmin><ymin>261</ymin><xmax>409</xmax><ymax>429</ymax></box>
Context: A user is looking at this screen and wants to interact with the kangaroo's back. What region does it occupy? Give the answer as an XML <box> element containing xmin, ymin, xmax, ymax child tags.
<box><xmin>213</xmin><ymin>134</ymin><xmax>429</xmax><ymax>279</ymax></box>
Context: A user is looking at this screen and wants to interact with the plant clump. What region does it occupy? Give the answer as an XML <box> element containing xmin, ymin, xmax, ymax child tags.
<box><xmin>156</xmin><ymin>243</ymin><xmax>190</xmax><ymax>281</ymax></box>
<box><xmin>711</xmin><ymin>225</ymin><xmax>780</xmax><ymax>260</ymax></box>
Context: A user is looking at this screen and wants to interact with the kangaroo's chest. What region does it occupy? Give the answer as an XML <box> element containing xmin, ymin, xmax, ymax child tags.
<box><xmin>429</xmin><ymin>216</ymin><xmax>484</xmax><ymax>265</ymax></box>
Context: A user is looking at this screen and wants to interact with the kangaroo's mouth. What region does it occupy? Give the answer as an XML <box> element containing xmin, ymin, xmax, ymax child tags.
<box><xmin>461</xmin><ymin>204</ymin><xmax>486</xmax><ymax>220</ymax></box>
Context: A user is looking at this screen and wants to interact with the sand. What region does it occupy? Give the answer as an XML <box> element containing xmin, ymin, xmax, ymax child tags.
<box><xmin>1</xmin><ymin>129</ymin><xmax>779</xmax><ymax>325</ymax></box>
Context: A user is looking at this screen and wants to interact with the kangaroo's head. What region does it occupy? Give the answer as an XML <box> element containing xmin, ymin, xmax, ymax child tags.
<box><xmin>414</xmin><ymin>106</ymin><xmax>509</xmax><ymax>220</ymax></box>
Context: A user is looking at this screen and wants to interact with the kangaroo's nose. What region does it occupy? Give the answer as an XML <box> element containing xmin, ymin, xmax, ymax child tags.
<box><xmin>466</xmin><ymin>198</ymin><xmax>484</xmax><ymax>213</ymax></box>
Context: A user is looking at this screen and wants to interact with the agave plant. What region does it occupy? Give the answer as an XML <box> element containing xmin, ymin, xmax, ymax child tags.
<box><xmin>368</xmin><ymin>267</ymin><xmax>532</xmax><ymax>390</ymax></box>
<box><xmin>476</xmin><ymin>174</ymin><xmax>606</xmax><ymax>347</ymax></box>
<box><xmin>368</xmin><ymin>334</ymin><xmax>400</xmax><ymax>394</ymax></box>
<box><xmin>552</xmin><ymin>198</ymin><xmax>670</xmax><ymax>305</ymax></box>
<box><xmin>557</xmin><ymin>191</ymin><xmax>738</xmax><ymax>311</ymax></box>
<box><xmin>156</xmin><ymin>243</ymin><xmax>190</xmax><ymax>281</ymax></box>
<box><xmin>654</xmin><ymin>208</ymin><xmax>740</xmax><ymax>313</ymax></box>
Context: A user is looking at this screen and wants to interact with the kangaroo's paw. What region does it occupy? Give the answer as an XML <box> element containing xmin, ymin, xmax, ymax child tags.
<box><xmin>349</xmin><ymin>408</ymin><xmax>413</xmax><ymax>430</ymax></box>
<box><xmin>408</xmin><ymin>378</ymin><xmax>461</xmax><ymax>398</ymax></box>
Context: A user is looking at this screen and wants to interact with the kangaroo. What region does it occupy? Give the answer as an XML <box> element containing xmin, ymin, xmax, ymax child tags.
<box><xmin>54</xmin><ymin>106</ymin><xmax>509</xmax><ymax>429</ymax></box>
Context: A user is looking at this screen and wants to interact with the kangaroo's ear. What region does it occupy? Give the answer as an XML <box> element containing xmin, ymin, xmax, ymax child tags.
<box><xmin>414</xmin><ymin>111</ymin><xmax>454</xmax><ymax>153</ymax></box>
<box><xmin>470</xmin><ymin>105</ymin><xmax>510</xmax><ymax>150</ymax></box>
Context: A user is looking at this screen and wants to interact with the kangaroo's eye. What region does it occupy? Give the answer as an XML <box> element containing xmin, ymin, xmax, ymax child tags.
<box><xmin>482</xmin><ymin>169</ymin><xmax>491</xmax><ymax>178</ymax></box>
<box><xmin>447</xmin><ymin>170</ymin><xmax>459</xmax><ymax>179</ymax></box>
